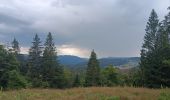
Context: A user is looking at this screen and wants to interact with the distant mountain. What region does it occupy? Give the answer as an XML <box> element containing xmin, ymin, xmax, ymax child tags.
<box><xmin>17</xmin><ymin>54</ymin><xmax>140</xmax><ymax>69</ymax></box>
<box><xmin>17</xmin><ymin>54</ymin><xmax>29</xmax><ymax>62</ymax></box>
<box><xmin>99</xmin><ymin>57</ymin><xmax>140</xmax><ymax>68</ymax></box>
<box><xmin>58</xmin><ymin>55</ymin><xmax>87</xmax><ymax>66</ymax></box>
<box><xmin>58</xmin><ymin>55</ymin><xmax>140</xmax><ymax>69</ymax></box>
<box><xmin>17</xmin><ymin>54</ymin><xmax>87</xmax><ymax>65</ymax></box>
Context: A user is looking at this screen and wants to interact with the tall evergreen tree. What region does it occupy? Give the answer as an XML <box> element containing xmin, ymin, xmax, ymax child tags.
<box><xmin>140</xmin><ymin>8</ymin><xmax>170</xmax><ymax>88</ymax></box>
<box><xmin>11</xmin><ymin>38</ymin><xmax>23</xmax><ymax>75</ymax></box>
<box><xmin>155</xmin><ymin>8</ymin><xmax>170</xmax><ymax>87</ymax></box>
<box><xmin>163</xmin><ymin>7</ymin><xmax>170</xmax><ymax>36</ymax></box>
<box><xmin>140</xmin><ymin>9</ymin><xmax>159</xmax><ymax>87</ymax></box>
<box><xmin>85</xmin><ymin>50</ymin><xmax>101</xmax><ymax>86</ymax></box>
<box><xmin>156</xmin><ymin>23</ymin><xmax>169</xmax><ymax>49</ymax></box>
<box><xmin>143</xmin><ymin>9</ymin><xmax>159</xmax><ymax>51</ymax></box>
<box><xmin>0</xmin><ymin>45</ymin><xmax>27</xmax><ymax>90</ymax></box>
<box><xmin>28</xmin><ymin>34</ymin><xmax>43</xmax><ymax>87</ymax></box>
<box><xmin>42</xmin><ymin>32</ymin><xmax>64</xmax><ymax>88</ymax></box>
<box><xmin>0</xmin><ymin>45</ymin><xmax>11</xmax><ymax>89</ymax></box>
<box><xmin>11</xmin><ymin>38</ymin><xmax>20</xmax><ymax>54</ymax></box>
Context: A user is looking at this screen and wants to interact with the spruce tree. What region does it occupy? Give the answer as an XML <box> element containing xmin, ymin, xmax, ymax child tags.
<box><xmin>11</xmin><ymin>38</ymin><xmax>20</xmax><ymax>54</ymax></box>
<box><xmin>140</xmin><ymin>9</ymin><xmax>159</xmax><ymax>87</ymax></box>
<box><xmin>143</xmin><ymin>9</ymin><xmax>159</xmax><ymax>51</ymax></box>
<box><xmin>28</xmin><ymin>34</ymin><xmax>43</xmax><ymax>87</ymax></box>
<box><xmin>42</xmin><ymin>32</ymin><xmax>64</xmax><ymax>88</ymax></box>
<box><xmin>11</xmin><ymin>38</ymin><xmax>23</xmax><ymax>76</ymax></box>
<box><xmin>0</xmin><ymin>45</ymin><xmax>27</xmax><ymax>90</ymax></box>
<box><xmin>85</xmin><ymin>50</ymin><xmax>101</xmax><ymax>86</ymax></box>
<box><xmin>140</xmin><ymin>8</ymin><xmax>170</xmax><ymax>88</ymax></box>
<box><xmin>163</xmin><ymin>7</ymin><xmax>170</xmax><ymax>35</ymax></box>
<box><xmin>151</xmin><ymin>22</ymin><xmax>170</xmax><ymax>87</ymax></box>
<box><xmin>155</xmin><ymin>8</ymin><xmax>170</xmax><ymax>87</ymax></box>
<box><xmin>0</xmin><ymin>45</ymin><xmax>10</xmax><ymax>89</ymax></box>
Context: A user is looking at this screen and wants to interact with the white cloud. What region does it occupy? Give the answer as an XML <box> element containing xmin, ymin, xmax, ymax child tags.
<box><xmin>19</xmin><ymin>44</ymin><xmax>90</xmax><ymax>58</ymax></box>
<box><xmin>57</xmin><ymin>44</ymin><xmax>90</xmax><ymax>58</ymax></box>
<box><xmin>20</xmin><ymin>47</ymin><xmax>29</xmax><ymax>54</ymax></box>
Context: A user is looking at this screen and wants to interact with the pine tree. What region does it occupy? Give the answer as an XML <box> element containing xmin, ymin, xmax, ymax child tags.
<box><xmin>143</xmin><ymin>9</ymin><xmax>159</xmax><ymax>51</ymax></box>
<box><xmin>163</xmin><ymin>7</ymin><xmax>170</xmax><ymax>36</ymax></box>
<box><xmin>140</xmin><ymin>8</ymin><xmax>170</xmax><ymax>88</ymax></box>
<box><xmin>156</xmin><ymin>23</ymin><xmax>169</xmax><ymax>49</ymax></box>
<box><xmin>0</xmin><ymin>45</ymin><xmax>27</xmax><ymax>90</ymax></box>
<box><xmin>0</xmin><ymin>45</ymin><xmax>10</xmax><ymax>89</ymax></box>
<box><xmin>11</xmin><ymin>38</ymin><xmax>20</xmax><ymax>54</ymax></box>
<box><xmin>154</xmin><ymin>8</ymin><xmax>170</xmax><ymax>87</ymax></box>
<box><xmin>42</xmin><ymin>32</ymin><xmax>65</xmax><ymax>88</ymax></box>
<box><xmin>28</xmin><ymin>34</ymin><xmax>43</xmax><ymax>87</ymax></box>
<box><xmin>85</xmin><ymin>50</ymin><xmax>101</xmax><ymax>86</ymax></box>
<box><xmin>140</xmin><ymin>9</ymin><xmax>159</xmax><ymax>87</ymax></box>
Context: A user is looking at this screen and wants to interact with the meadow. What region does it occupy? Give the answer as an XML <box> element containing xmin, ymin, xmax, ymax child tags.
<box><xmin>0</xmin><ymin>87</ymin><xmax>170</xmax><ymax>100</ymax></box>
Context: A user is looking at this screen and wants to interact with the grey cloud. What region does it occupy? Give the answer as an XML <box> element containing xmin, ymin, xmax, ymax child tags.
<box><xmin>0</xmin><ymin>0</ymin><xmax>170</xmax><ymax>57</ymax></box>
<box><xmin>51</xmin><ymin>0</ymin><xmax>101</xmax><ymax>7</ymax></box>
<box><xmin>0</xmin><ymin>13</ymin><xmax>31</xmax><ymax>27</ymax></box>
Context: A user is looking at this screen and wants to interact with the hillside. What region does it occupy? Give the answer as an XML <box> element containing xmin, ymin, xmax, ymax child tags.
<box><xmin>58</xmin><ymin>55</ymin><xmax>88</xmax><ymax>66</ymax></box>
<box><xmin>58</xmin><ymin>55</ymin><xmax>140</xmax><ymax>69</ymax></box>
<box><xmin>17</xmin><ymin>54</ymin><xmax>139</xmax><ymax>69</ymax></box>
<box><xmin>99</xmin><ymin>57</ymin><xmax>140</xmax><ymax>68</ymax></box>
<box><xmin>0</xmin><ymin>87</ymin><xmax>169</xmax><ymax>100</ymax></box>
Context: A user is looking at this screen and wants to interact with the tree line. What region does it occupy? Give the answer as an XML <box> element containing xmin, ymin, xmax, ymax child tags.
<box><xmin>0</xmin><ymin>33</ymin><xmax>66</xmax><ymax>89</ymax></box>
<box><xmin>0</xmin><ymin>6</ymin><xmax>170</xmax><ymax>90</ymax></box>
<box><xmin>139</xmin><ymin>7</ymin><xmax>170</xmax><ymax>88</ymax></box>
<box><xmin>0</xmin><ymin>32</ymin><xmax>121</xmax><ymax>90</ymax></box>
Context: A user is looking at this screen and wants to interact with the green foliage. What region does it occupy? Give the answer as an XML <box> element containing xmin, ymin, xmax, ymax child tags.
<box><xmin>140</xmin><ymin>9</ymin><xmax>159</xmax><ymax>87</ymax></box>
<box><xmin>73</xmin><ymin>74</ymin><xmax>81</xmax><ymax>87</ymax></box>
<box><xmin>42</xmin><ymin>32</ymin><xmax>65</xmax><ymax>88</ymax></box>
<box><xmin>140</xmin><ymin>8</ymin><xmax>170</xmax><ymax>88</ymax></box>
<box><xmin>86</xmin><ymin>93</ymin><xmax>120</xmax><ymax>100</ymax></box>
<box><xmin>7</xmin><ymin>70</ymin><xmax>27</xmax><ymax>89</ymax></box>
<box><xmin>120</xmin><ymin>68</ymin><xmax>143</xmax><ymax>87</ymax></box>
<box><xmin>163</xmin><ymin>60</ymin><xmax>170</xmax><ymax>66</ymax></box>
<box><xmin>143</xmin><ymin>9</ymin><xmax>159</xmax><ymax>51</ymax></box>
<box><xmin>159</xmin><ymin>92</ymin><xmax>170</xmax><ymax>100</ymax></box>
<box><xmin>50</xmin><ymin>68</ymin><xmax>65</xmax><ymax>89</ymax></box>
<box><xmin>63</xmin><ymin>68</ymin><xmax>74</xmax><ymax>88</ymax></box>
<box><xmin>28</xmin><ymin>34</ymin><xmax>43</xmax><ymax>87</ymax></box>
<box><xmin>0</xmin><ymin>45</ymin><xmax>27</xmax><ymax>90</ymax></box>
<box><xmin>101</xmin><ymin>65</ymin><xmax>119</xmax><ymax>86</ymax></box>
<box><xmin>85</xmin><ymin>50</ymin><xmax>101</xmax><ymax>86</ymax></box>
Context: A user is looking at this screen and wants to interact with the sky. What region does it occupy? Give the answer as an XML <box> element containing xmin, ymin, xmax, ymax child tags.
<box><xmin>0</xmin><ymin>0</ymin><xmax>170</xmax><ymax>58</ymax></box>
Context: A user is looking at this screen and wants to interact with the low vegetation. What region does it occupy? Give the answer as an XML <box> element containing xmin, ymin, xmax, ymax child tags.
<box><xmin>0</xmin><ymin>87</ymin><xmax>170</xmax><ymax>100</ymax></box>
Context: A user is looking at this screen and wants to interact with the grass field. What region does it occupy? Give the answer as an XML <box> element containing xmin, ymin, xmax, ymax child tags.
<box><xmin>0</xmin><ymin>87</ymin><xmax>170</xmax><ymax>100</ymax></box>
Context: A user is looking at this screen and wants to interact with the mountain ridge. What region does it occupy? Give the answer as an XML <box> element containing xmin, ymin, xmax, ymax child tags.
<box><xmin>17</xmin><ymin>54</ymin><xmax>140</xmax><ymax>68</ymax></box>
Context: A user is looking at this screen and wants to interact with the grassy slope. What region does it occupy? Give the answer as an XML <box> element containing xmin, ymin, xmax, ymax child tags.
<box><xmin>0</xmin><ymin>87</ymin><xmax>169</xmax><ymax>100</ymax></box>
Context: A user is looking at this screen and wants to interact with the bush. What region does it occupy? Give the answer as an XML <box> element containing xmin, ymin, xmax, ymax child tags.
<box><xmin>7</xmin><ymin>70</ymin><xmax>27</xmax><ymax>89</ymax></box>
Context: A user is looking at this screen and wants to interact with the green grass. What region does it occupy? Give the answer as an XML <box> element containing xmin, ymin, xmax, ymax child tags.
<box><xmin>158</xmin><ymin>91</ymin><xmax>170</xmax><ymax>100</ymax></box>
<box><xmin>0</xmin><ymin>87</ymin><xmax>169</xmax><ymax>100</ymax></box>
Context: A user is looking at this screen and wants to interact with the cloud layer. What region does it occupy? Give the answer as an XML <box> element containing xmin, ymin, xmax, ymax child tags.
<box><xmin>0</xmin><ymin>0</ymin><xmax>170</xmax><ymax>57</ymax></box>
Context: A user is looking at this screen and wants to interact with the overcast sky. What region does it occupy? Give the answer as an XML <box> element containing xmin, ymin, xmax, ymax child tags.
<box><xmin>0</xmin><ymin>0</ymin><xmax>170</xmax><ymax>58</ymax></box>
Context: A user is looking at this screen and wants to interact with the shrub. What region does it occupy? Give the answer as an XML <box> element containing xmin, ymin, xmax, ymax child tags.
<box><xmin>7</xmin><ymin>70</ymin><xmax>27</xmax><ymax>89</ymax></box>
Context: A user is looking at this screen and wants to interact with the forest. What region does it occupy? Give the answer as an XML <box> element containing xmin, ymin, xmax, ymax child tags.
<box><xmin>0</xmin><ymin>5</ymin><xmax>170</xmax><ymax>99</ymax></box>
